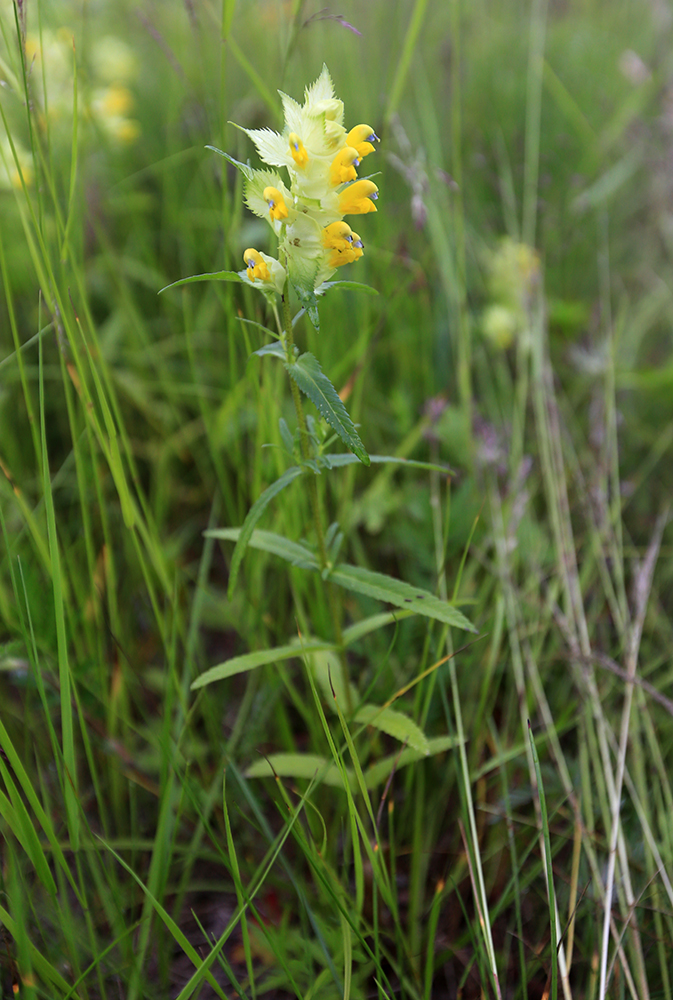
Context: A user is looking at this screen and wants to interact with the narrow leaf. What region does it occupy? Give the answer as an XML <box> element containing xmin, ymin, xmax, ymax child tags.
<box><xmin>355</xmin><ymin>703</ymin><xmax>429</xmax><ymax>755</ymax></box>
<box><xmin>285</xmin><ymin>352</ymin><xmax>370</xmax><ymax>465</ymax></box>
<box><xmin>192</xmin><ymin>640</ymin><xmax>335</xmax><ymax>690</ymax></box>
<box><xmin>364</xmin><ymin>736</ymin><xmax>459</xmax><ymax>789</ymax></box>
<box><xmin>159</xmin><ymin>270</ymin><xmax>244</xmax><ymax>294</ymax></box>
<box><xmin>227</xmin><ymin>466</ymin><xmax>306</xmax><ymax>599</ymax></box>
<box><xmin>316</xmin><ymin>280</ymin><xmax>379</xmax><ymax>296</ymax></box>
<box><xmin>205</xmin><ymin>527</ymin><xmax>319</xmax><ymax>570</ymax></box>
<box><xmin>320</xmin><ymin>453</ymin><xmax>453</xmax><ymax>474</ymax></box>
<box><xmin>329</xmin><ymin>563</ymin><xmax>477</xmax><ymax>632</ymax></box>
<box><xmin>207</xmin><ymin>529</ymin><xmax>476</xmax><ymax>632</ymax></box>
<box><xmin>245</xmin><ymin>753</ymin><xmax>355</xmax><ymax>790</ymax></box>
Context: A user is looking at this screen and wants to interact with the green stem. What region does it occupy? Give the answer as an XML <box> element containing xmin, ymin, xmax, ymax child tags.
<box><xmin>281</xmin><ymin>291</ymin><xmax>351</xmax><ymax>711</ymax></box>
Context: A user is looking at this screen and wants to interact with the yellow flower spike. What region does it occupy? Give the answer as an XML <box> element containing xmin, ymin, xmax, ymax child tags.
<box><xmin>322</xmin><ymin>221</ymin><xmax>355</xmax><ymax>251</ymax></box>
<box><xmin>288</xmin><ymin>132</ymin><xmax>309</xmax><ymax>168</ymax></box>
<box><xmin>243</xmin><ymin>248</ymin><xmax>271</xmax><ymax>282</ymax></box>
<box><xmin>346</xmin><ymin>124</ymin><xmax>379</xmax><ymax>158</ymax></box>
<box><xmin>262</xmin><ymin>186</ymin><xmax>289</xmax><ymax>220</ymax></box>
<box><xmin>339</xmin><ymin>179</ymin><xmax>378</xmax><ymax>215</ymax></box>
<box><xmin>329</xmin><ymin>146</ymin><xmax>361</xmax><ymax>187</ymax></box>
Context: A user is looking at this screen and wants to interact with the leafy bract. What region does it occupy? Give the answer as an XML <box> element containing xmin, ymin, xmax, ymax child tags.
<box><xmin>285</xmin><ymin>353</ymin><xmax>369</xmax><ymax>466</ymax></box>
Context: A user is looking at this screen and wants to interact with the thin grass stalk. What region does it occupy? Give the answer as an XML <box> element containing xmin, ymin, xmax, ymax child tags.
<box><xmin>528</xmin><ymin>721</ymin><xmax>558</xmax><ymax>1000</ymax></box>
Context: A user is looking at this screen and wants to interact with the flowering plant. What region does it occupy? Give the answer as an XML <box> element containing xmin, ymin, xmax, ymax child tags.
<box><xmin>162</xmin><ymin>65</ymin><xmax>381</xmax><ymax>466</ymax></box>
<box><xmin>162</xmin><ymin>65</ymin><xmax>474</xmax><ymax>741</ymax></box>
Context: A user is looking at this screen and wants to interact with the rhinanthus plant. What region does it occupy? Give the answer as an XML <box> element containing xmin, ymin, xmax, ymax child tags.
<box><xmin>162</xmin><ymin>66</ymin><xmax>474</xmax><ymax>721</ymax></box>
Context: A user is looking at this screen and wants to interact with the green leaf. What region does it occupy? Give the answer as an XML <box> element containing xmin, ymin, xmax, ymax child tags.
<box><xmin>227</xmin><ymin>466</ymin><xmax>306</xmax><ymax>599</ymax></box>
<box><xmin>159</xmin><ymin>270</ymin><xmax>244</xmax><ymax>294</ymax></box>
<box><xmin>363</xmin><ymin>736</ymin><xmax>459</xmax><ymax>789</ymax></box>
<box><xmin>245</xmin><ymin>739</ymin><xmax>460</xmax><ymax>792</ymax></box>
<box><xmin>342</xmin><ymin>610</ymin><xmax>415</xmax><ymax>646</ymax></box>
<box><xmin>319</xmin><ymin>453</ymin><xmax>453</xmax><ymax>474</ymax></box>
<box><xmin>316</xmin><ymin>280</ymin><xmax>379</xmax><ymax>297</ymax></box>
<box><xmin>292</xmin><ymin>282</ymin><xmax>321</xmax><ymax>331</ymax></box>
<box><xmin>206</xmin><ymin>530</ymin><xmax>476</xmax><ymax>632</ymax></box>
<box><xmin>328</xmin><ymin>564</ymin><xmax>477</xmax><ymax>632</ymax></box>
<box><xmin>354</xmin><ymin>703</ymin><xmax>429</xmax><ymax>755</ymax></box>
<box><xmin>205</xmin><ymin>146</ymin><xmax>255</xmax><ymax>180</ymax></box>
<box><xmin>285</xmin><ymin>353</ymin><xmax>370</xmax><ymax>466</ymax></box>
<box><xmin>253</xmin><ymin>341</ymin><xmax>295</xmax><ymax>359</ymax></box>
<box><xmin>245</xmin><ymin>753</ymin><xmax>355</xmax><ymax>790</ymax></box>
<box><xmin>192</xmin><ymin>640</ymin><xmax>335</xmax><ymax>690</ymax></box>
<box><xmin>205</xmin><ymin>527</ymin><xmax>319</xmax><ymax>570</ymax></box>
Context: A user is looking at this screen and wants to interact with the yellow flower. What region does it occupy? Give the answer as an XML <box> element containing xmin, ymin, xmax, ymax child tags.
<box><xmin>329</xmin><ymin>146</ymin><xmax>360</xmax><ymax>186</ymax></box>
<box><xmin>288</xmin><ymin>133</ymin><xmax>309</xmax><ymax>168</ymax></box>
<box><xmin>263</xmin><ymin>186</ymin><xmax>289</xmax><ymax>220</ymax></box>
<box><xmin>339</xmin><ymin>179</ymin><xmax>378</xmax><ymax>215</ymax></box>
<box><xmin>243</xmin><ymin>248</ymin><xmax>271</xmax><ymax>282</ymax></box>
<box><xmin>345</xmin><ymin>124</ymin><xmax>379</xmax><ymax>158</ymax></box>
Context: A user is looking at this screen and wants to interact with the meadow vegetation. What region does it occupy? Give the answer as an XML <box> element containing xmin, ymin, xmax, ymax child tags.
<box><xmin>1</xmin><ymin>0</ymin><xmax>673</xmax><ymax>997</ymax></box>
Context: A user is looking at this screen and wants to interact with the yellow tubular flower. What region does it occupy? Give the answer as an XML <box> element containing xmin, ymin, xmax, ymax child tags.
<box><xmin>350</xmin><ymin>232</ymin><xmax>364</xmax><ymax>261</ymax></box>
<box><xmin>243</xmin><ymin>248</ymin><xmax>271</xmax><ymax>282</ymax></box>
<box><xmin>329</xmin><ymin>146</ymin><xmax>360</xmax><ymax>186</ymax></box>
<box><xmin>263</xmin><ymin>186</ymin><xmax>289</xmax><ymax>220</ymax></box>
<box><xmin>288</xmin><ymin>132</ymin><xmax>309</xmax><ymax>168</ymax></box>
<box><xmin>322</xmin><ymin>221</ymin><xmax>355</xmax><ymax>251</ymax></box>
<box><xmin>346</xmin><ymin>124</ymin><xmax>379</xmax><ymax>158</ymax></box>
<box><xmin>339</xmin><ymin>179</ymin><xmax>378</xmax><ymax>215</ymax></box>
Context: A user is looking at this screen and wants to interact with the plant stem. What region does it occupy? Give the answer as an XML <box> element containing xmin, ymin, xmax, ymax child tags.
<box><xmin>281</xmin><ymin>292</ymin><xmax>351</xmax><ymax>711</ymax></box>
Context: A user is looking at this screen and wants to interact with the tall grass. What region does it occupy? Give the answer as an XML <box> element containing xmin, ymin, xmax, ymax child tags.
<box><xmin>1</xmin><ymin>0</ymin><xmax>672</xmax><ymax>997</ymax></box>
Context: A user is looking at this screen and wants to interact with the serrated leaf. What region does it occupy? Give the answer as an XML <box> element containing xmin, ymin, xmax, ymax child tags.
<box><xmin>328</xmin><ymin>564</ymin><xmax>477</xmax><ymax>632</ymax></box>
<box><xmin>245</xmin><ymin>753</ymin><xmax>355</xmax><ymax>790</ymax></box>
<box><xmin>192</xmin><ymin>640</ymin><xmax>335</xmax><ymax>690</ymax></box>
<box><xmin>355</xmin><ymin>703</ymin><xmax>429</xmax><ymax>754</ymax></box>
<box><xmin>363</xmin><ymin>736</ymin><xmax>459</xmax><ymax>789</ymax></box>
<box><xmin>205</xmin><ymin>527</ymin><xmax>319</xmax><ymax>570</ymax></box>
<box><xmin>227</xmin><ymin>467</ymin><xmax>306</xmax><ymax>599</ymax></box>
<box><xmin>285</xmin><ymin>353</ymin><xmax>370</xmax><ymax>466</ymax></box>
<box><xmin>159</xmin><ymin>270</ymin><xmax>244</xmax><ymax>294</ymax></box>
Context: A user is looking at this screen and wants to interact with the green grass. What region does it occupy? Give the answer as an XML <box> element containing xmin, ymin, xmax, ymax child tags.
<box><xmin>1</xmin><ymin>0</ymin><xmax>673</xmax><ymax>997</ymax></box>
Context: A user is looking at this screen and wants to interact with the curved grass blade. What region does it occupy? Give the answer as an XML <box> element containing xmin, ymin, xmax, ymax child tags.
<box><xmin>285</xmin><ymin>352</ymin><xmax>370</xmax><ymax>465</ymax></box>
<box><xmin>227</xmin><ymin>466</ymin><xmax>306</xmax><ymax>599</ymax></box>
